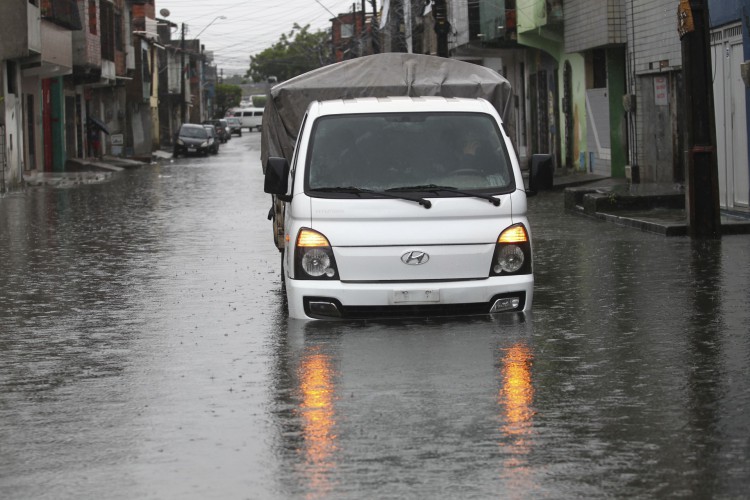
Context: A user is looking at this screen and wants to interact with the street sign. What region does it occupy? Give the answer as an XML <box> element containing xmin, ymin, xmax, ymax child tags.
<box><xmin>678</xmin><ymin>0</ymin><xmax>695</xmax><ymax>39</ymax></box>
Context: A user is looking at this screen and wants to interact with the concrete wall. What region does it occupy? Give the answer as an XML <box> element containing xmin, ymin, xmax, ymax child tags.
<box><xmin>516</xmin><ymin>0</ymin><xmax>548</xmax><ymax>32</ymax></box>
<box><xmin>42</xmin><ymin>23</ymin><xmax>74</xmax><ymax>72</ymax></box>
<box><xmin>565</xmin><ymin>0</ymin><xmax>626</xmax><ymax>53</ymax></box>
<box><xmin>626</xmin><ymin>0</ymin><xmax>685</xmax><ymax>182</ymax></box>
<box><xmin>708</xmin><ymin>0</ymin><xmax>747</xmax><ymax>27</ymax></box>
<box><xmin>630</xmin><ymin>0</ymin><xmax>682</xmax><ymax>73</ymax></box>
<box><xmin>0</xmin><ymin>0</ymin><xmax>33</xmax><ymax>59</ymax></box>
<box><xmin>72</xmin><ymin>0</ymin><xmax>102</xmax><ymax>68</ymax></box>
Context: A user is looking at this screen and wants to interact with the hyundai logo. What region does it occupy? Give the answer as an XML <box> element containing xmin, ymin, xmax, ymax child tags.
<box><xmin>401</xmin><ymin>251</ymin><xmax>429</xmax><ymax>265</ymax></box>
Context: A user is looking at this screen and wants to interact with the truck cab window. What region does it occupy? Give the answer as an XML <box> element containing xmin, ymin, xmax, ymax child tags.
<box><xmin>306</xmin><ymin>113</ymin><xmax>513</xmax><ymax>193</ymax></box>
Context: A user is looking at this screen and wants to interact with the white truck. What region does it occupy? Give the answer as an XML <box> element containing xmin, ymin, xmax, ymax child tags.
<box><xmin>262</xmin><ymin>53</ymin><xmax>540</xmax><ymax>320</ymax></box>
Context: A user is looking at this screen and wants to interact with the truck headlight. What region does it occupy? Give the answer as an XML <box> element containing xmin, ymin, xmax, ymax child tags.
<box><xmin>295</xmin><ymin>228</ymin><xmax>339</xmax><ymax>280</ymax></box>
<box><xmin>496</xmin><ymin>245</ymin><xmax>525</xmax><ymax>273</ymax></box>
<box><xmin>490</xmin><ymin>224</ymin><xmax>532</xmax><ymax>276</ymax></box>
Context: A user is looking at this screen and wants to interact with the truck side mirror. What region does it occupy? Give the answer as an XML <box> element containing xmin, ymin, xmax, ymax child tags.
<box><xmin>264</xmin><ymin>157</ymin><xmax>290</xmax><ymax>198</ymax></box>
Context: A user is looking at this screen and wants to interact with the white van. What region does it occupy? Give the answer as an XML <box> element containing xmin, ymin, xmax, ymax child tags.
<box><xmin>232</xmin><ymin>107</ymin><xmax>264</xmax><ymax>131</ymax></box>
<box><xmin>262</xmin><ymin>54</ymin><xmax>539</xmax><ymax>321</ymax></box>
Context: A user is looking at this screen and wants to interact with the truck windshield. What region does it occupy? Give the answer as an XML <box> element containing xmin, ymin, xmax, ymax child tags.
<box><xmin>306</xmin><ymin>112</ymin><xmax>514</xmax><ymax>194</ymax></box>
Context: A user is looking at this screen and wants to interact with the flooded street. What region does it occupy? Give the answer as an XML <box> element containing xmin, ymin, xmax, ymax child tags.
<box><xmin>1</xmin><ymin>133</ymin><xmax>749</xmax><ymax>499</ymax></box>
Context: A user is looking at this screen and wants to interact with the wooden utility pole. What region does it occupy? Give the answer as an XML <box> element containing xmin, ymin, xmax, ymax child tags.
<box><xmin>369</xmin><ymin>0</ymin><xmax>379</xmax><ymax>53</ymax></box>
<box><xmin>679</xmin><ymin>0</ymin><xmax>721</xmax><ymax>238</ymax></box>
<box><xmin>180</xmin><ymin>23</ymin><xmax>186</xmax><ymax>124</ymax></box>
<box><xmin>433</xmin><ymin>0</ymin><xmax>449</xmax><ymax>57</ymax></box>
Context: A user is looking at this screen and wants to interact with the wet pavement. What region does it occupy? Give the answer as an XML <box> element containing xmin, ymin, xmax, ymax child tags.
<box><xmin>1</xmin><ymin>134</ymin><xmax>749</xmax><ymax>499</ymax></box>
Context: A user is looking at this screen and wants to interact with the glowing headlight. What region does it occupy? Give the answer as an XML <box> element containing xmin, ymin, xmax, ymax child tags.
<box><xmin>295</xmin><ymin>228</ymin><xmax>339</xmax><ymax>280</ymax></box>
<box><xmin>489</xmin><ymin>224</ymin><xmax>532</xmax><ymax>276</ymax></box>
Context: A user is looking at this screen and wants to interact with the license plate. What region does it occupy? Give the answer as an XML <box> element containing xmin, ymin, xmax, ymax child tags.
<box><xmin>188</xmin><ymin>146</ymin><xmax>196</xmax><ymax>151</ymax></box>
<box><xmin>392</xmin><ymin>289</ymin><xmax>440</xmax><ymax>303</ymax></box>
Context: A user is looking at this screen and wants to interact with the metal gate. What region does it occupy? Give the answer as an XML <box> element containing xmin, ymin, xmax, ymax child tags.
<box><xmin>711</xmin><ymin>22</ymin><xmax>750</xmax><ymax>209</ymax></box>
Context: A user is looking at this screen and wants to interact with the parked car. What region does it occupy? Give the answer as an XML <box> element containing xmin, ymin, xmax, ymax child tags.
<box><xmin>203</xmin><ymin>125</ymin><xmax>220</xmax><ymax>154</ymax></box>
<box><xmin>219</xmin><ymin>119</ymin><xmax>231</xmax><ymax>141</ymax></box>
<box><xmin>231</xmin><ymin>107</ymin><xmax>264</xmax><ymax>131</ymax></box>
<box><xmin>225</xmin><ymin>116</ymin><xmax>242</xmax><ymax>137</ymax></box>
<box><xmin>203</xmin><ymin>119</ymin><xmax>229</xmax><ymax>143</ymax></box>
<box><xmin>173</xmin><ymin>123</ymin><xmax>214</xmax><ymax>157</ymax></box>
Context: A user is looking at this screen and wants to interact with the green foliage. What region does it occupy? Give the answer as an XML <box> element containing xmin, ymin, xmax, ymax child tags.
<box><xmin>246</xmin><ymin>24</ymin><xmax>332</xmax><ymax>83</ymax></box>
<box><xmin>215</xmin><ymin>84</ymin><xmax>242</xmax><ymax>118</ymax></box>
<box><xmin>223</xmin><ymin>74</ymin><xmax>249</xmax><ymax>85</ymax></box>
<box><xmin>251</xmin><ymin>95</ymin><xmax>267</xmax><ymax>108</ymax></box>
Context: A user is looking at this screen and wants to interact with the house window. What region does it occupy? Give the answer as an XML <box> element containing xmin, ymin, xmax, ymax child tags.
<box><xmin>6</xmin><ymin>61</ymin><xmax>17</xmax><ymax>94</ymax></box>
<box><xmin>114</xmin><ymin>12</ymin><xmax>122</xmax><ymax>51</ymax></box>
<box><xmin>468</xmin><ymin>0</ymin><xmax>480</xmax><ymax>41</ymax></box>
<box><xmin>592</xmin><ymin>49</ymin><xmax>607</xmax><ymax>89</ymax></box>
<box><xmin>340</xmin><ymin>23</ymin><xmax>353</xmax><ymax>38</ymax></box>
<box><xmin>88</xmin><ymin>0</ymin><xmax>97</xmax><ymax>34</ymax></box>
<box><xmin>100</xmin><ymin>0</ymin><xmax>114</xmax><ymax>61</ymax></box>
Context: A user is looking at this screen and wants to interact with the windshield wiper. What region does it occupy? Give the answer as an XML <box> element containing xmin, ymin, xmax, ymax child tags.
<box><xmin>313</xmin><ymin>186</ymin><xmax>432</xmax><ymax>209</ymax></box>
<box><xmin>387</xmin><ymin>185</ymin><xmax>501</xmax><ymax>206</ymax></box>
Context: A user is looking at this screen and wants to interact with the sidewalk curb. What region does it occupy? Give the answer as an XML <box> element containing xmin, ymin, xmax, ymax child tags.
<box><xmin>558</xmin><ymin>176</ymin><xmax>750</xmax><ymax>236</ymax></box>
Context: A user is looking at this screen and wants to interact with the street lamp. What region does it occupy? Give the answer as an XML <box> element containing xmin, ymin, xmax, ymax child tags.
<box><xmin>195</xmin><ymin>16</ymin><xmax>227</xmax><ymax>38</ymax></box>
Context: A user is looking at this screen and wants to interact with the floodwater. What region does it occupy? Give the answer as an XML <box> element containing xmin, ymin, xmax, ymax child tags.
<box><xmin>1</xmin><ymin>134</ymin><xmax>748</xmax><ymax>499</ymax></box>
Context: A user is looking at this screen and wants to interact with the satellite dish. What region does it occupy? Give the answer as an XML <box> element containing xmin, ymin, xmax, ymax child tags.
<box><xmin>159</xmin><ymin>8</ymin><xmax>170</xmax><ymax>17</ymax></box>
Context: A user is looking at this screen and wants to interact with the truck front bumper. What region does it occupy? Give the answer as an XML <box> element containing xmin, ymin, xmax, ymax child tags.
<box><xmin>285</xmin><ymin>275</ymin><xmax>533</xmax><ymax>320</ymax></box>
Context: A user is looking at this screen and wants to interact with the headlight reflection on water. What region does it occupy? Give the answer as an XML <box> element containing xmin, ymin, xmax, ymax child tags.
<box><xmin>299</xmin><ymin>347</ymin><xmax>337</xmax><ymax>497</ymax></box>
<box><xmin>498</xmin><ymin>343</ymin><xmax>535</xmax><ymax>476</ymax></box>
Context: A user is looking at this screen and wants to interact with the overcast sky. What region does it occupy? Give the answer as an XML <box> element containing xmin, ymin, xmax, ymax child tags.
<box><xmin>154</xmin><ymin>0</ymin><xmax>373</xmax><ymax>76</ymax></box>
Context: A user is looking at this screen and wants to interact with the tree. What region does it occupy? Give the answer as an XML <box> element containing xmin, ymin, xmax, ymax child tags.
<box><xmin>223</xmin><ymin>74</ymin><xmax>249</xmax><ymax>85</ymax></box>
<box><xmin>246</xmin><ymin>24</ymin><xmax>332</xmax><ymax>83</ymax></box>
<box><xmin>214</xmin><ymin>84</ymin><xmax>242</xmax><ymax>118</ymax></box>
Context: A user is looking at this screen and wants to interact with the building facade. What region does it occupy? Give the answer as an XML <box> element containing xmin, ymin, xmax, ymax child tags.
<box><xmin>1</xmin><ymin>0</ymin><xmax>80</xmax><ymax>192</ymax></box>
<box><xmin>1</xmin><ymin>0</ymin><xmax>212</xmax><ymax>195</ymax></box>
<box><xmin>434</xmin><ymin>0</ymin><xmax>743</xmax><ymax>203</ymax></box>
<box><xmin>4</xmin><ymin>0</ymin><xmax>749</xmax><ymax>210</ymax></box>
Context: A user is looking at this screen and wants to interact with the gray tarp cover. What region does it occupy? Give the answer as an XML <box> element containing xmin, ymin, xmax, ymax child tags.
<box><xmin>260</xmin><ymin>53</ymin><xmax>512</xmax><ymax>167</ymax></box>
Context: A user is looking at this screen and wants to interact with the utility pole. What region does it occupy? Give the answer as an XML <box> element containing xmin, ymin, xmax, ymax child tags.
<box><xmin>433</xmin><ymin>0</ymin><xmax>449</xmax><ymax>57</ymax></box>
<box><xmin>361</xmin><ymin>0</ymin><xmax>366</xmax><ymax>57</ymax></box>
<box><xmin>180</xmin><ymin>23</ymin><xmax>186</xmax><ymax>124</ymax></box>
<box><xmin>679</xmin><ymin>0</ymin><xmax>721</xmax><ymax>238</ymax></box>
<box><xmin>369</xmin><ymin>0</ymin><xmax>379</xmax><ymax>54</ymax></box>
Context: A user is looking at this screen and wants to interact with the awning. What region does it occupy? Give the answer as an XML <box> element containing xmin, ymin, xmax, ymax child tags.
<box><xmin>88</xmin><ymin>116</ymin><xmax>110</xmax><ymax>134</ymax></box>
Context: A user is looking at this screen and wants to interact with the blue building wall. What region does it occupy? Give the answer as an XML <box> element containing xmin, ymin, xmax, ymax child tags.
<box><xmin>708</xmin><ymin>0</ymin><xmax>750</xmax><ymax>56</ymax></box>
<box><xmin>708</xmin><ymin>0</ymin><xmax>746</xmax><ymax>27</ymax></box>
